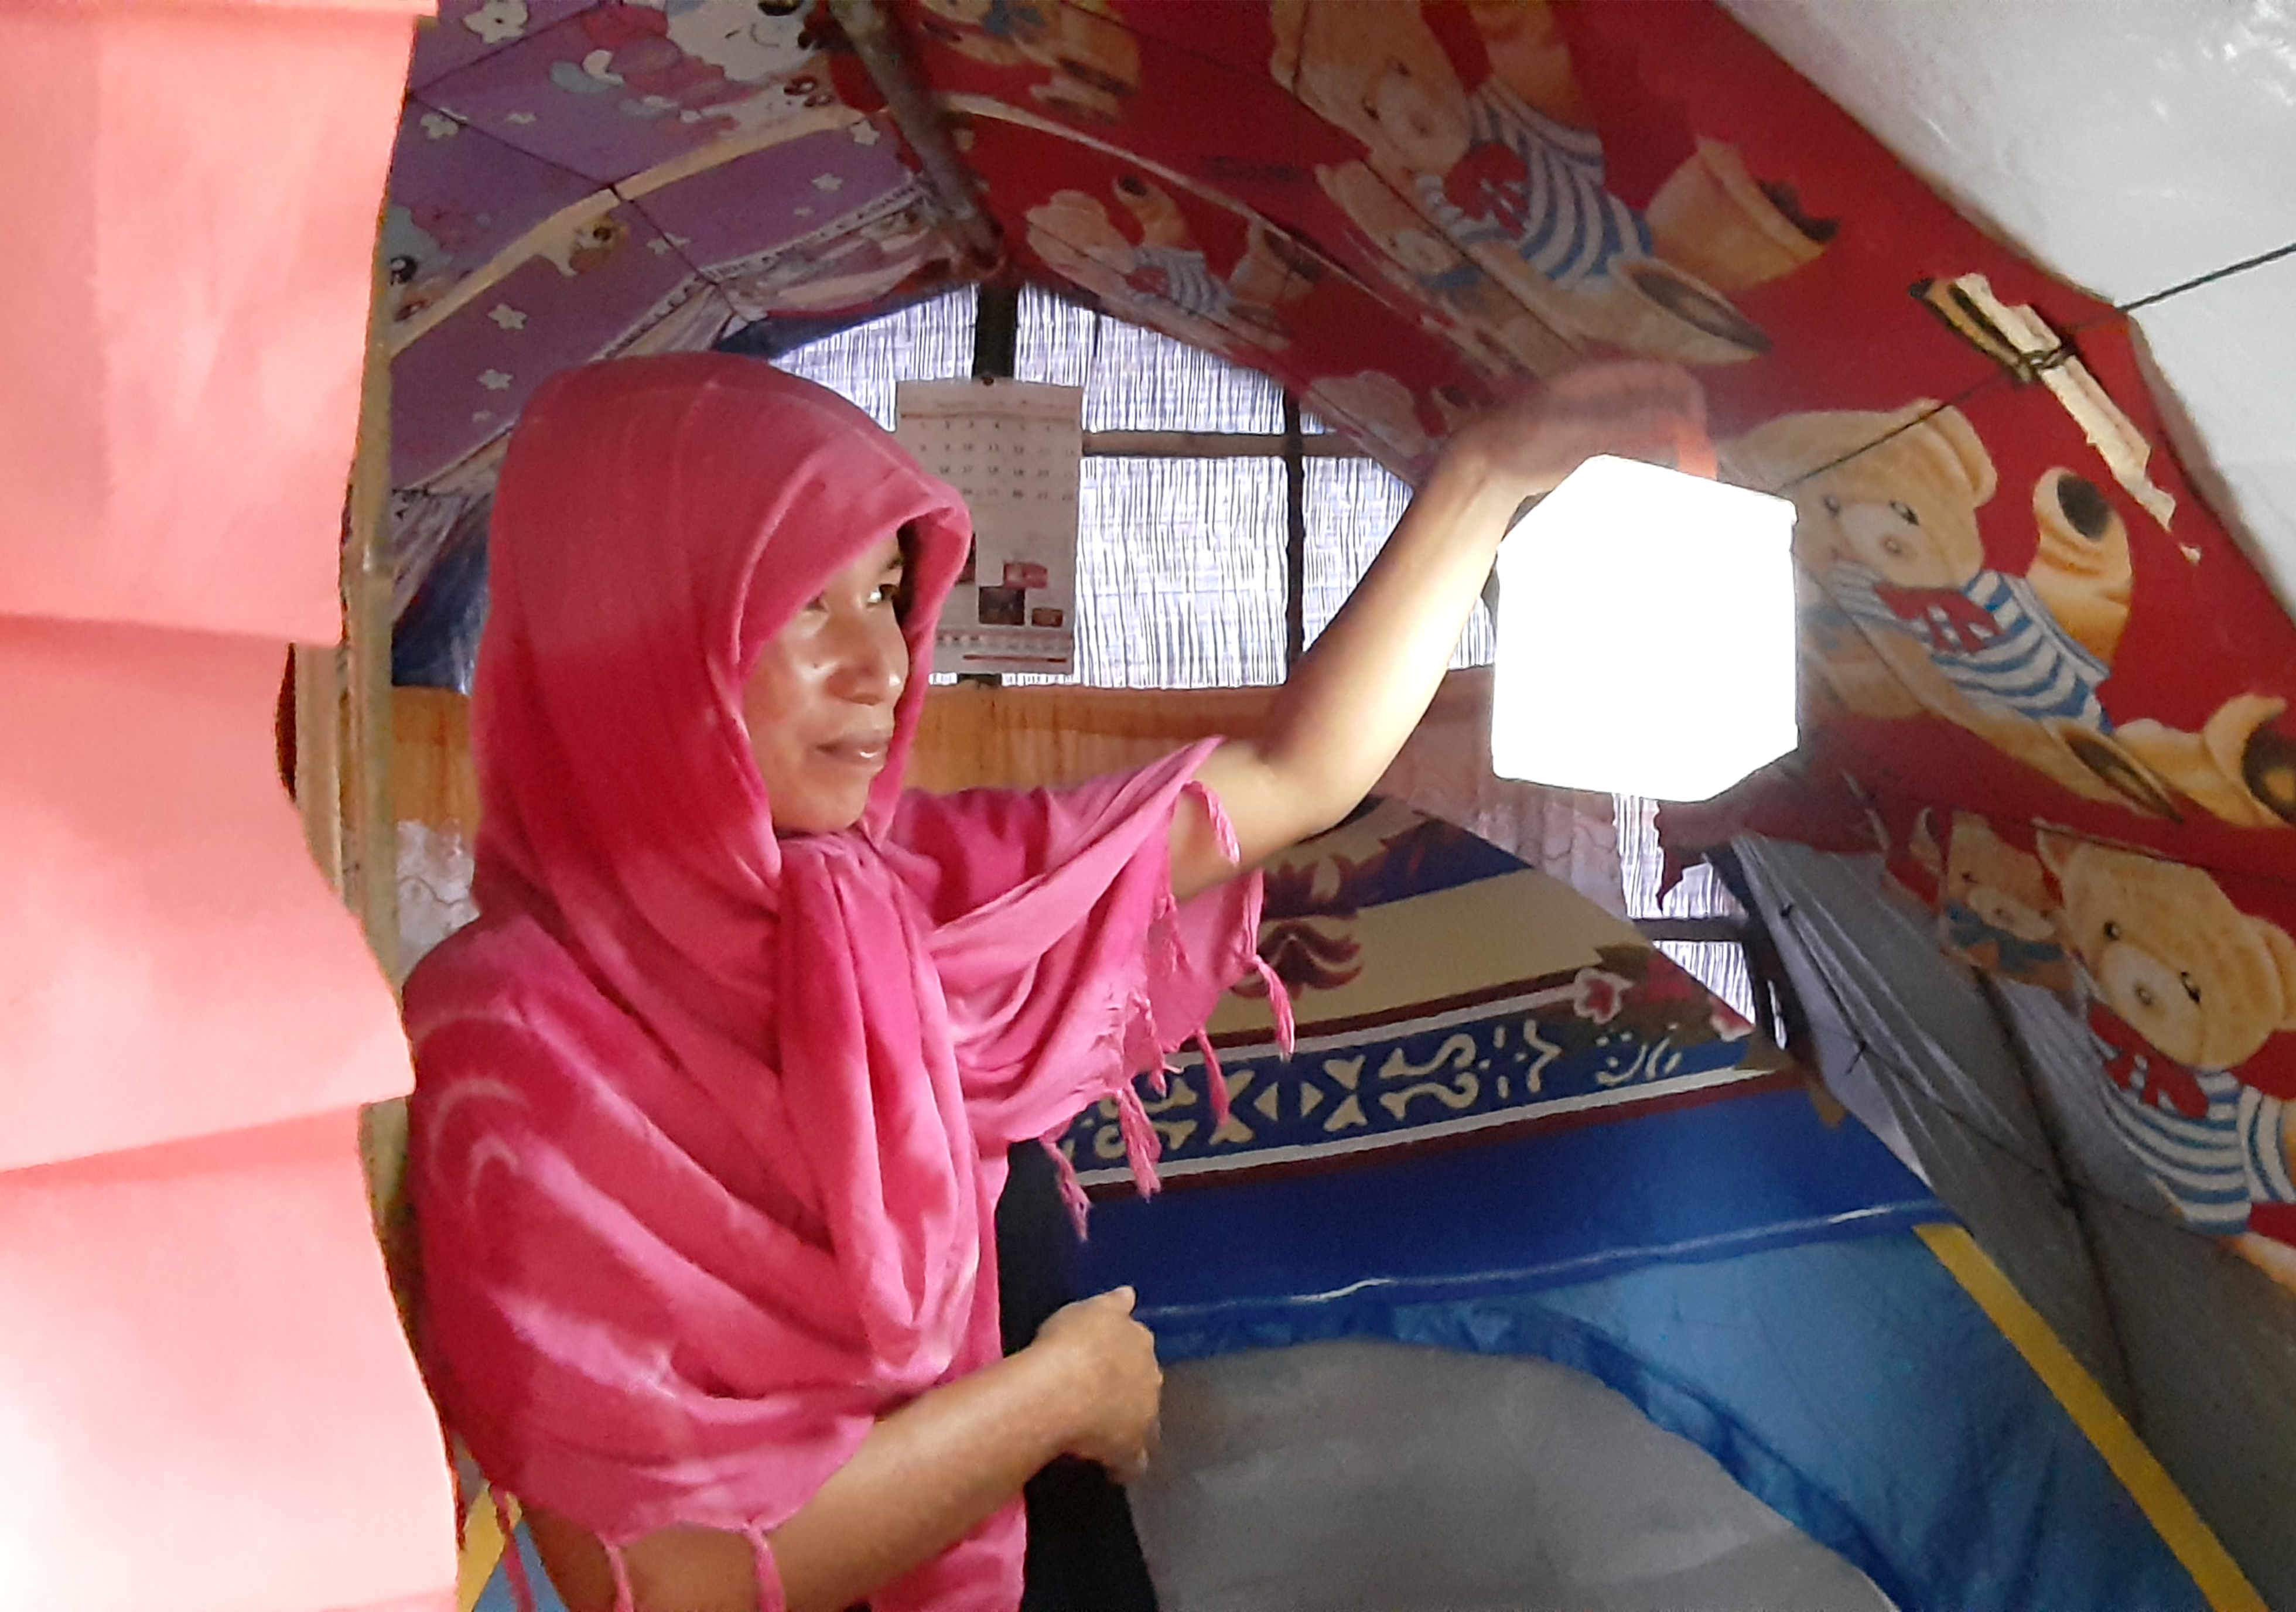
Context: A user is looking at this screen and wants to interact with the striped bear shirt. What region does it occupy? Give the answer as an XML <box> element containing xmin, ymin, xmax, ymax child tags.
<box><xmin>1415</xmin><ymin>83</ymin><xmax>1652</xmax><ymax>291</ymax></box>
<box><xmin>1830</xmin><ymin>562</ymin><xmax>2112</xmax><ymax>729</ymax></box>
<box><xmin>2086</xmin><ymin>1002</ymin><xmax>2296</xmax><ymax>1233</ymax></box>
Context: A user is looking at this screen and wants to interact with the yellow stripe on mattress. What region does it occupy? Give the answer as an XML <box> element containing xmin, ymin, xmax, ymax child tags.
<box><xmin>457</xmin><ymin>1488</ymin><xmax>515</xmax><ymax>1612</ymax></box>
<box><xmin>1916</xmin><ymin>1224</ymin><xmax>2265</xmax><ymax>1612</ymax></box>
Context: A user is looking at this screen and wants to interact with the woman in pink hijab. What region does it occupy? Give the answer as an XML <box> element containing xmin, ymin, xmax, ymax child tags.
<box><xmin>403</xmin><ymin>350</ymin><xmax>1699</xmax><ymax>1612</ymax></box>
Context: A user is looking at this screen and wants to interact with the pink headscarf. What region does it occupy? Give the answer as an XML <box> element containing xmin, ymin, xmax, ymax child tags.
<box><xmin>402</xmin><ymin>354</ymin><xmax>1273</xmax><ymax>1611</ymax></box>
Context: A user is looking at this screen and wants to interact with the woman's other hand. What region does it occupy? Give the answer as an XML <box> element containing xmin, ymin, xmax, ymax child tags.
<box><xmin>528</xmin><ymin>1285</ymin><xmax>1167</xmax><ymax>1610</ymax></box>
<box><xmin>1029</xmin><ymin>1285</ymin><xmax>1164</xmax><ymax>1478</ymax></box>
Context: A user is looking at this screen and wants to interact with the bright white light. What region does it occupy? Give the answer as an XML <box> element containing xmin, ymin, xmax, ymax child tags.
<box><xmin>1490</xmin><ymin>455</ymin><xmax>1798</xmax><ymax>801</ymax></box>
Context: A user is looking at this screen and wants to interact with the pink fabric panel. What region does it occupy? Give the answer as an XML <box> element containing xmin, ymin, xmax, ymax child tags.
<box><xmin>0</xmin><ymin>0</ymin><xmax>417</xmax><ymax>638</ymax></box>
<box><xmin>0</xmin><ymin>619</ymin><xmax>412</xmax><ymax>1172</ymax></box>
<box><xmin>0</xmin><ymin>1108</ymin><xmax>456</xmax><ymax>1612</ymax></box>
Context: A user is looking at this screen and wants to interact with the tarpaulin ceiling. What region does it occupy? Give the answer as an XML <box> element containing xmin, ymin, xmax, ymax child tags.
<box><xmin>382</xmin><ymin>0</ymin><xmax>2296</xmax><ymax>941</ymax></box>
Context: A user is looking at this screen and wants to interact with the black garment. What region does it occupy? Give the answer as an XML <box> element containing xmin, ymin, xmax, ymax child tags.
<box><xmin>996</xmin><ymin>1142</ymin><xmax>1160</xmax><ymax>1612</ymax></box>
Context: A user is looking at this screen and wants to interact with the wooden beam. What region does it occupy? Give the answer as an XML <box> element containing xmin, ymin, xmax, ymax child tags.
<box><xmin>347</xmin><ymin>221</ymin><xmax>406</xmax><ymax>1251</ymax></box>
<box><xmin>957</xmin><ymin>283</ymin><xmax>1018</xmax><ymax>689</ymax></box>
<box><xmin>828</xmin><ymin>0</ymin><xmax>1001</xmax><ymax>269</ymax></box>
<box><xmin>973</xmin><ymin>281</ymin><xmax>1019</xmax><ymax>380</ymax></box>
<box><xmin>1084</xmin><ymin>430</ymin><xmax>1358</xmax><ymax>459</ymax></box>
<box><xmin>346</xmin><ymin>238</ymin><xmax>398</xmax><ymax>991</ymax></box>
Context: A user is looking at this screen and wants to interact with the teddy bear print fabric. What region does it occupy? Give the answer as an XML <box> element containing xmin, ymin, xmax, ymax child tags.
<box><xmin>2045</xmin><ymin>836</ymin><xmax>2296</xmax><ymax>1242</ymax></box>
<box><xmin>392</xmin><ymin>0</ymin><xmax>2296</xmax><ymax>844</ymax></box>
<box><xmin>893</xmin><ymin>0</ymin><xmax>2296</xmax><ymax>854</ymax></box>
<box><xmin>1865</xmin><ymin>806</ymin><xmax>2296</xmax><ymax>1290</ymax></box>
<box><xmin>2084</xmin><ymin>1011</ymin><xmax>2294</xmax><ymax>1238</ymax></box>
<box><xmin>1830</xmin><ymin>563</ymin><xmax>2110</xmax><ymax>730</ymax></box>
<box><xmin>1723</xmin><ymin>399</ymin><xmax>2294</xmax><ymax>835</ymax></box>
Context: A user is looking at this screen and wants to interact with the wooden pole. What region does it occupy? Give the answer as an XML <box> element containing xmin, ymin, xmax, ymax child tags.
<box><xmin>1282</xmin><ymin>391</ymin><xmax>1307</xmax><ymax>670</ymax></box>
<box><xmin>292</xmin><ymin>643</ymin><xmax>345</xmax><ymax>894</ymax></box>
<box><xmin>828</xmin><ymin>0</ymin><xmax>1000</xmax><ymax>269</ymax></box>
<box><xmin>343</xmin><ymin>218</ymin><xmax>406</xmax><ymax>1243</ymax></box>
<box><xmin>345</xmin><ymin>242</ymin><xmax>399</xmax><ymax>991</ymax></box>
<box><xmin>973</xmin><ymin>281</ymin><xmax>1019</xmax><ymax>381</ymax></box>
<box><xmin>957</xmin><ymin>282</ymin><xmax>1020</xmax><ymax>690</ymax></box>
<box><xmin>1082</xmin><ymin>429</ymin><xmax>1356</xmax><ymax>459</ymax></box>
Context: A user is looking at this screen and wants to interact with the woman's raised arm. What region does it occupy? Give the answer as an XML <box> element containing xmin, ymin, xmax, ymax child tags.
<box><xmin>1172</xmin><ymin>361</ymin><xmax>1706</xmax><ymax>901</ymax></box>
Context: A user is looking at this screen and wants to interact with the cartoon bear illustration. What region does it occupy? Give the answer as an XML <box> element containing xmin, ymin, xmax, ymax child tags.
<box><xmin>2039</xmin><ymin>834</ymin><xmax>2296</xmax><ymax>1290</ymax></box>
<box><xmin>1270</xmin><ymin>0</ymin><xmax>1780</xmax><ymax>369</ymax></box>
<box><xmin>1728</xmin><ymin>400</ymin><xmax>2293</xmax><ymax>828</ymax></box>
<box><xmin>536</xmin><ymin>211</ymin><xmax>629</xmax><ymax>279</ymax></box>
<box><xmin>1026</xmin><ymin>174</ymin><xmax>1310</xmax><ymax>357</ymax></box>
<box><xmin>383</xmin><ymin>202</ymin><xmax>503</xmax><ymax>323</ymax></box>
<box><xmin>1933</xmin><ymin>811</ymin><xmax>2072</xmax><ymax>989</ymax></box>
<box><xmin>1314</xmin><ymin>158</ymin><xmax>1578</xmax><ymax>377</ymax></box>
<box><xmin>382</xmin><ymin>203</ymin><xmax>458</xmax><ymax>324</ymax></box>
<box><xmin>913</xmin><ymin>0</ymin><xmax>1139</xmax><ymax>124</ymax></box>
<box><xmin>550</xmin><ymin>0</ymin><xmax>831</xmax><ymax>132</ymax></box>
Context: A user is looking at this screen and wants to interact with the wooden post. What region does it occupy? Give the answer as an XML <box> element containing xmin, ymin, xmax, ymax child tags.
<box><xmin>1282</xmin><ymin>391</ymin><xmax>1308</xmax><ymax>670</ymax></box>
<box><xmin>292</xmin><ymin>643</ymin><xmax>346</xmax><ymax>895</ymax></box>
<box><xmin>973</xmin><ymin>281</ymin><xmax>1020</xmax><ymax>381</ymax></box>
<box><xmin>343</xmin><ymin>223</ymin><xmax>405</xmax><ymax>1238</ymax></box>
<box><xmin>344</xmin><ymin>247</ymin><xmax>399</xmax><ymax>992</ymax></box>
<box><xmin>958</xmin><ymin>282</ymin><xmax>1020</xmax><ymax>689</ymax></box>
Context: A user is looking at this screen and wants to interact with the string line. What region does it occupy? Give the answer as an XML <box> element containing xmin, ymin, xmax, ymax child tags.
<box><xmin>1772</xmin><ymin>232</ymin><xmax>2296</xmax><ymax>490</ymax></box>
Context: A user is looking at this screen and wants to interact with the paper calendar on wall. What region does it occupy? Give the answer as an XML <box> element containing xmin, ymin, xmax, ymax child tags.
<box><xmin>896</xmin><ymin>378</ymin><xmax>1083</xmax><ymax>678</ymax></box>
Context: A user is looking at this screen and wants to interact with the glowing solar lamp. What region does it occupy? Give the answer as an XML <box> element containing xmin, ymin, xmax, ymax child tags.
<box><xmin>1489</xmin><ymin>448</ymin><xmax>1799</xmax><ymax>801</ymax></box>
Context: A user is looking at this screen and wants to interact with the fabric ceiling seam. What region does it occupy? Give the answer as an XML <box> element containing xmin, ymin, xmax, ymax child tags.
<box><xmin>401</xmin><ymin>94</ymin><xmax>607</xmax><ymax>196</ymax></box>
<box><xmin>1915</xmin><ymin>1224</ymin><xmax>2267</xmax><ymax>1612</ymax></box>
<box><xmin>1136</xmin><ymin>1202</ymin><xmax>1946</xmax><ymax>1323</ymax></box>
<box><xmin>385</xmin><ymin>101</ymin><xmax>869</xmax><ymax>357</ymax></box>
<box><xmin>1769</xmin><ymin>899</ymin><xmax>2080</xmax><ymax>1195</ymax></box>
<box><xmin>626</xmin><ymin>193</ymin><xmax>708</xmax><ymax>298</ymax></box>
<box><xmin>1742</xmin><ymin>845</ymin><xmax>2152</xmax><ymax>1415</ymax></box>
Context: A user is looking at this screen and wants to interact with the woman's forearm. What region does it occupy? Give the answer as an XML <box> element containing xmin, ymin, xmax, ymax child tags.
<box><xmin>1175</xmin><ymin>456</ymin><xmax>1520</xmax><ymax>893</ymax></box>
<box><xmin>1175</xmin><ymin>363</ymin><xmax>1706</xmax><ymax>899</ymax></box>
<box><xmin>527</xmin><ymin>1351</ymin><xmax>1065</xmax><ymax>1611</ymax></box>
<box><xmin>771</xmin><ymin>1344</ymin><xmax>1079</xmax><ymax>1611</ymax></box>
<box><xmin>527</xmin><ymin>1289</ymin><xmax>1157</xmax><ymax>1612</ymax></box>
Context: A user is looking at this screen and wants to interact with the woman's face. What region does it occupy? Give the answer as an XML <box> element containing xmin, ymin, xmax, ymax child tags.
<box><xmin>743</xmin><ymin>534</ymin><xmax>909</xmax><ymax>834</ymax></box>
